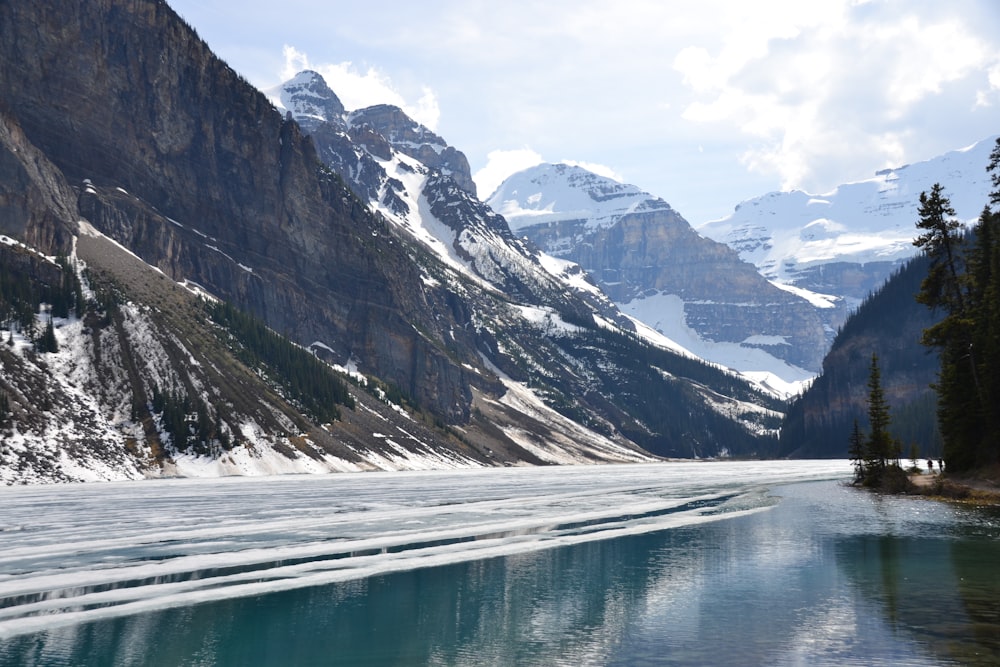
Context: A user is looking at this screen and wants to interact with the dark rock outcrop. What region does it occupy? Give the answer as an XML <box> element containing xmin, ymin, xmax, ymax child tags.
<box><xmin>349</xmin><ymin>104</ymin><xmax>477</xmax><ymax>197</ymax></box>
<box><xmin>0</xmin><ymin>112</ymin><xmax>77</xmax><ymax>255</ymax></box>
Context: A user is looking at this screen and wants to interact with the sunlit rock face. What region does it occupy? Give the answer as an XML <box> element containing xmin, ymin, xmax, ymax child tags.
<box><xmin>491</xmin><ymin>164</ymin><xmax>828</xmax><ymax>373</ymax></box>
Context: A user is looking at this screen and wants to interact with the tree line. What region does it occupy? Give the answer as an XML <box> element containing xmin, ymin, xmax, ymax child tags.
<box><xmin>848</xmin><ymin>138</ymin><xmax>1000</xmax><ymax>484</ymax></box>
<box><xmin>912</xmin><ymin>139</ymin><xmax>1000</xmax><ymax>473</ymax></box>
<box><xmin>206</xmin><ymin>300</ymin><xmax>355</xmax><ymax>423</ymax></box>
<box><xmin>0</xmin><ymin>254</ymin><xmax>83</xmax><ymax>352</ymax></box>
<box><xmin>851</xmin><ymin>138</ymin><xmax>1000</xmax><ymax>480</ymax></box>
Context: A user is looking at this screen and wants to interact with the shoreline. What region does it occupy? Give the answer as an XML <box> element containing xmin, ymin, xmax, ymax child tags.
<box><xmin>909</xmin><ymin>470</ymin><xmax>1000</xmax><ymax>504</ymax></box>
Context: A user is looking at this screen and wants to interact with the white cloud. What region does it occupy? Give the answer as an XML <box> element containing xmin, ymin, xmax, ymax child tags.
<box><xmin>473</xmin><ymin>148</ymin><xmax>545</xmax><ymax>199</ymax></box>
<box><xmin>280</xmin><ymin>45</ymin><xmax>441</xmax><ymax>130</ymax></box>
<box><xmin>976</xmin><ymin>62</ymin><xmax>1000</xmax><ymax>107</ymax></box>
<box><xmin>673</xmin><ymin>2</ymin><xmax>1000</xmax><ymax>193</ymax></box>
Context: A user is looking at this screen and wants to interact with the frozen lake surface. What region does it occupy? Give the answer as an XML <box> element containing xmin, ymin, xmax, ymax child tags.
<box><xmin>2</xmin><ymin>460</ymin><xmax>999</xmax><ymax>665</ymax></box>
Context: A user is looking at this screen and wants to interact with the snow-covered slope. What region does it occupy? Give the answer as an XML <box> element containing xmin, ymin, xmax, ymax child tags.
<box><xmin>489</xmin><ymin>163</ymin><xmax>827</xmax><ymax>391</ymax></box>
<box><xmin>273</xmin><ymin>74</ymin><xmax>665</xmax><ymax>338</ymax></box>
<box><xmin>698</xmin><ymin>136</ymin><xmax>998</xmax><ymax>304</ymax></box>
<box><xmin>490</xmin><ymin>164</ymin><xmax>674</xmax><ymax>233</ymax></box>
<box><xmin>267</xmin><ymin>70</ymin><xmax>346</xmax><ymax>129</ymax></box>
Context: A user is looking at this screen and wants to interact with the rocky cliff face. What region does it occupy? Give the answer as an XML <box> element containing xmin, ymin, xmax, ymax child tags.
<box><xmin>0</xmin><ymin>112</ymin><xmax>77</xmax><ymax>257</ymax></box>
<box><xmin>490</xmin><ymin>164</ymin><xmax>828</xmax><ymax>377</ymax></box>
<box><xmin>271</xmin><ymin>69</ymin><xmax>785</xmax><ymax>454</ymax></box>
<box><xmin>349</xmin><ymin>104</ymin><xmax>477</xmax><ymax>197</ymax></box>
<box><xmin>0</xmin><ymin>0</ymin><xmax>493</xmax><ymax>422</ymax></box>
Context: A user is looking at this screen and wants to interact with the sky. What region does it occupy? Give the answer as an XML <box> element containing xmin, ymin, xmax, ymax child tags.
<box><xmin>167</xmin><ymin>0</ymin><xmax>1000</xmax><ymax>225</ymax></box>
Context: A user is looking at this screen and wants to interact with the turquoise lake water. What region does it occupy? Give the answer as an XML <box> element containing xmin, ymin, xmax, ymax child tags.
<box><xmin>1</xmin><ymin>461</ymin><xmax>998</xmax><ymax>665</ymax></box>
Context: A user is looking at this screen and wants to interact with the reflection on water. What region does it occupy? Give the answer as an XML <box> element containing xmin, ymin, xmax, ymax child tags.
<box><xmin>3</xmin><ymin>478</ymin><xmax>1000</xmax><ymax>666</ymax></box>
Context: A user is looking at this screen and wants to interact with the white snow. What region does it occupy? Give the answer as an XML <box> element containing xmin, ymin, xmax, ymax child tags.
<box><xmin>515</xmin><ymin>305</ymin><xmax>583</xmax><ymax>336</ymax></box>
<box><xmin>488</xmin><ymin>163</ymin><xmax>672</xmax><ymax>233</ymax></box>
<box><xmin>620</xmin><ymin>292</ymin><xmax>814</xmax><ymax>397</ymax></box>
<box><xmin>770</xmin><ymin>281</ymin><xmax>839</xmax><ymax>309</ymax></box>
<box><xmin>698</xmin><ymin>136</ymin><xmax>998</xmax><ymax>284</ymax></box>
<box><xmin>479</xmin><ymin>358</ymin><xmax>655</xmax><ymax>465</ymax></box>
<box><xmin>370</xmin><ymin>153</ymin><xmax>495</xmax><ymax>292</ymax></box>
<box><xmin>0</xmin><ymin>460</ymin><xmax>853</xmax><ymax>639</ymax></box>
<box><xmin>535</xmin><ymin>252</ymin><xmax>604</xmax><ymax>298</ymax></box>
<box><xmin>264</xmin><ymin>70</ymin><xmax>341</xmax><ymax>124</ymax></box>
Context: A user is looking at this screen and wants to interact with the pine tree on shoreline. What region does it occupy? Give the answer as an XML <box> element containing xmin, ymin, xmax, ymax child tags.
<box><xmin>849</xmin><ymin>353</ymin><xmax>906</xmax><ymax>489</ymax></box>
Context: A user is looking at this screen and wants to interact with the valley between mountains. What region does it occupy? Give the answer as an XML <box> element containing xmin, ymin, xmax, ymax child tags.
<box><xmin>0</xmin><ymin>0</ymin><xmax>993</xmax><ymax>483</ymax></box>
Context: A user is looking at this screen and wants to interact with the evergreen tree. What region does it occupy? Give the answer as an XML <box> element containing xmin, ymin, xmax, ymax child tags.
<box><xmin>848</xmin><ymin>418</ymin><xmax>865</xmax><ymax>483</ymax></box>
<box><xmin>913</xmin><ymin>184</ymin><xmax>981</xmax><ymax>472</ymax></box>
<box><xmin>864</xmin><ymin>352</ymin><xmax>893</xmax><ymax>474</ymax></box>
<box><xmin>848</xmin><ymin>353</ymin><xmax>907</xmax><ymax>489</ymax></box>
<box><xmin>914</xmin><ymin>184</ymin><xmax>970</xmax><ymax>342</ymax></box>
<box><xmin>966</xmin><ymin>205</ymin><xmax>1000</xmax><ymax>466</ymax></box>
<box><xmin>912</xmin><ymin>143</ymin><xmax>1000</xmax><ymax>472</ymax></box>
<box><xmin>990</xmin><ymin>137</ymin><xmax>1000</xmax><ymax>209</ymax></box>
<box><xmin>977</xmin><ymin>140</ymin><xmax>1000</xmax><ymax>463</ymax></box>
<box><xmin>35</xmin><ymin>316</ymin><xmax>58</xmax><ymax>353</ymax></box>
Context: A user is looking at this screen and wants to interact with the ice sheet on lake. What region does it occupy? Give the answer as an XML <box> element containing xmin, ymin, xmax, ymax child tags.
<box><xmin>0</xmin><ymin>460</ymin><xmax>850</xmax><ymax>639</ymax></box>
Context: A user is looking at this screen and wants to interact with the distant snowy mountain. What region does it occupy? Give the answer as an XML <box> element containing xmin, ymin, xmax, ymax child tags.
<box><xmin>493</xmin><ymin>165</ymin><xmax>673</xmax><ymax>235</ymax></box>
<box><xmin>698</xmin><ymin>136</ymin><xmax>998</xmax><ymax>309</ymax></box>
<box><xmin>490</xmin><ymin>164</ymin><xmax>825</xmax><ymax>393</ymax></box>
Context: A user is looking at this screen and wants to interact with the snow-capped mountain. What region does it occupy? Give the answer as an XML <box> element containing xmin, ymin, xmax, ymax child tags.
<box><xmin>490</xmin><ymin>164</ymin><xmax>826</xmax><ymax>392</ymax></box>
<box><xmin>698</xmin><ymin>136</ymin><xmax>999</xmax><ymax>309</ymax></box>
<box><xmin>270</xmin><ymin>70</ymin><xmax>347</xmax><ymax>130</ymax></box>
<box><xmin>270</xmin><ymin>72</ymin><xmax>622</xmax><ymax>326</ymax></box>
<box><xmin>270</xmin><ymin>70</ymin><xmax>786</xmax><ymax>451</ymax></box>
<box><xmin>492</xmin><ymin>165</ymin><xmax>674</xmax><ymax>235</ymax></box>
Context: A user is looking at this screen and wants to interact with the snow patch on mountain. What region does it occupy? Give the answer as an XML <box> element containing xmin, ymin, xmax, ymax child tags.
<box><xmin>770</xmin><ymin>282</ymin><xmax>839</xmax><ymax>309</ymax></box>
<box><xmin>484</xmin><ymin>364</ymin><xmax>658</xmax><ymax>465</ymax></box>
<box><xmin>264</xmin><ymin>70</ymin><xmax>345</xmax><ymax>126</ymax></box>
<box><xmin>373</xmin><ymin>154</ymin><xmax>479</xmax><ymax>279</ymax></box>
<box><xmin>618</xmin><ymin>292</ymin><xmax>814</xmax><ymax>397</ymax></box>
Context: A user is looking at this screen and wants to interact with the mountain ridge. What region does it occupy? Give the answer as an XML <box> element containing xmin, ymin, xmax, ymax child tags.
<box><xmin>698</xmin><ymin>136</ymin><xmax>998</xmax><ymax>311</ymax></box>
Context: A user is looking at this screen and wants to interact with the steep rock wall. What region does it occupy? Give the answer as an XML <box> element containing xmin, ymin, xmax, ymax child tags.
<box><xmin>0</xmin><ymin>0</ymin><xmax>486</xmax><ymax>421</ymax></box>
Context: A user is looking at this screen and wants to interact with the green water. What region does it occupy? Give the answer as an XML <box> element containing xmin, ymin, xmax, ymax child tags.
<box><xmin>3</xmin><ymin>479</ymin><xmax>999</xmax><ymax>666</ymax></box>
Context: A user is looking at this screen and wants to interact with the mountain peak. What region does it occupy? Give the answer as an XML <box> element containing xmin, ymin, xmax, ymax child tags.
<box><xmin>268</xmin><ymin>69</ymin><xmax>346</xmax><ymax>129</ymax></box>
<box><xmin>347</xmin><ymin>104</ymin><xmax>477</xmax><ymax>196</ymax></box>
<box><xmin>348</xmin><ymin>104</ymin><xmax>447</xmax><ymax>152</ymax></box>
<box><xmin>488</xmin><ymin>162</ymin><xmax>673</xmax><ymax>232</ymax></box>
